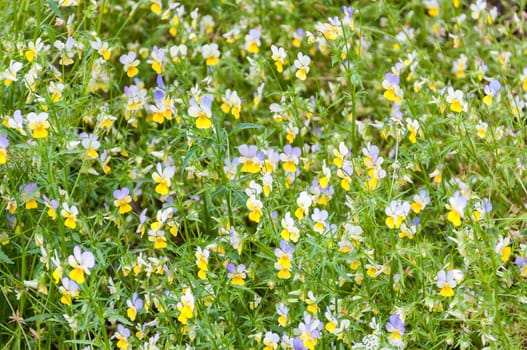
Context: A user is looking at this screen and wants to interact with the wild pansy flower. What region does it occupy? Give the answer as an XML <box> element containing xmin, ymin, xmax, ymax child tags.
<box><xmin>48</xmin><ymin>81</ymin><xmax>65</xmax><ymax>102</ymax></box>
<box><xmin>311</xmin><ymin>208</ymin><xmax>328</xmax><ymax>233</ymax></box>
<box><xmin>495</xmin><ymin>236</ymin><xmax>511</xmax><ymax>263</ymax></box>
<box><xmin>318</xmin><ymin>17</ymin><xmax>341</xmax><ymax>41</ymax></box>
<box><xmin>385</xmin><ymin>200</ymin><xmax>411</xmax><ymax>229</ymax></box>
<box><xmin>520</xmin><ymin>68</ymin><xmax>527</xmax><ymax>90</ymax></box>
<box><xmin>43</xmin><ymin>195</ymin><xmax>59</xmax><ymax>219</ymax></box>
<box><xmin>470</xmin><ymin>0</ymin><xmax>486</xmax><ymax>20</ymax></box>
<box><xmin>148</xmin><ymin>221</ymin><xmax>167</xmax><ymax>249</ymax></box>
<box><xmin>399</xmin><ymin>217</ymin><xmax>419</xmax><ymax>239</ymax></box>
<box><xmin>436</xmin><ymin>268</ymin><xmax>463</xmax><ymax>297</ymax></box>
<box><xmin>423</xmin><ymin>0</ymin><xmax>440</xmax><ymax>17</ymax></box>
<box><xmin>411</xmin><ymin>189</ymin><xmax>430</xmax><ymax>214</ymax></box>
<box><xmin>280</xmin><ymin>144</ymin><xmax>301</xmax><ymax>173</ymax></box>
<box><xmin>169</xmin><ymin>44</ymin><xmax>188</xmax><ymax>63</ymax></box>
<box><xmin>382</xmin><ymin>73</ymin><xmax>403</xmax><ymax>103</ymax></box>
<box><xmin>446</xmin><ymin>191</ymin><xmax>468</xmax><ymax>226</ymax></box>
<box><xmin>148</xmin><ymin>46</ymin><xmax>166</xmax><ymax>74</ymax></box>
<box><xmin>446</xmin><ymin>87</ymin><xmax>466</xmax><ymax>113</ymax></box>
<box><xmin>262</xmin><ymin>172</ymin><xmax>273</xmax><ymax>196</ymax></box>
<box><xmin>221</xmin><ymin>89</ymin><xmax>241</xmax><ymax>119</ymax></box>
<box><xmin>483</xmin><ymin>79</ymin><xmax>501</xmax><ymax>106</ymax></box>
<box><xmin>245</xmin><ymin>28</ymin><xmax>261</xmax><ymax>54</ymax></box>
<box><xmin>188</xmin><ymin>94</ymin><xmax>213</xmax><ymax>129</ymax></box>
<box><xmin>54</xmin><ymin>37</ymin><xmax>77</xmax><ymax>66</ymax></box>
<box><xmin>277</xmin><ymin>302</ymin><xmax>289</xmax><ymax>327</ymax></box>
<box><xmin>473</xmin><ymin>198</ymin><xmax>492</xmax><ymax>222</ymax></box>
<box><xmin>253</xmin><ymin>82</ymin><xmax>265</xmax><ymax>109</ymax></box>
<box><xmin>406</xmin><ymin>118</ymin><xmax>420</xmax><ymax>144</ymax></box>
<box><xmin>67</xmin><ymin>245</ymin><xmax>95</xmax><ymax>284</ymax></box>
<box><xmin>318</xmin><ymin>163</ymin><xmax>331</xmax><ymax>189</ymax></box>
<box><xmin>476</xmin><ymin>121</ymin><xmax>488</xmax><ymax>139</ymax></box>
<box><xmin>195</xmin><ymin>247</ymin><xmax>209</xmax><ymax>279</ymax></box>
<box><xmin>21</xmin><ymin>183</ymin><xmax>39</xmax><ymax>209</ymax></box>
<box><xmin>198</xmin><ymin>14</ymin><xmax>214</xmax><ymax>33</ymax></box>
<box><xmin>386</xmin><ymin>314</ymin><xmax>405</xmax><ymax>346</ymax></box>
<box><xmin>362</xmin><ymin>143</ymin><xmax>386</xmax><ymax>190</ymax></box>
<box><xmin>227</xmin><ymin>263</ymin><xmax>247</xmax><ymax>286</ymax></box>
<box><xmin>271</xmin><ymin>45</ymin><xmax>287</xmax><ymax>73</ymax></box>
<box><xmin>120</xmin><ymin>51</ymin><xmax>140</xmax><ymax>78</ymax></box>
<box><xmin>332</xmin><ymin>142</ymin><xmax>351</xmax><ymax>170</ymax></box>
<box><xmin>342</xmin><ymin>6</ymin><xmax>354</xmax><ymax>28</ymax></box>
<box><xmin>262</xmin><ymin>148</ymin><xmax>280</xmax><ymax>173</ymax></box>
<box><xmin>452</xmin><ymin>54</ymin><xmax>467</xmax><ymax>78</ymax></box>
<box><xmin>27</xmin><ymin>112</ymin><xmax>50</xmax><ymax>138</ymax></box>
<box><xmin>152</xmin><ymin>162</ymin><xmax>175</xmax><ymax>195</ymax></box>
<box><xmin>237</xmin><ymin>144</ymin><xmax>264</xmax><ymax>173</ymax></box>
<box><xmin>202</xmin><ymin>43</ymin><xmax>220</xmax><ymax>66</ymax></box>
<box><xmin>90</xmin><ymin>37</ymin><xmax>111</xmax><ymax>60</ymax></box>
<box><xmin>294</xmin><ymin>53</ymin><xmax>311</xmax><ymax>81</ymax></box>
<box><xmin>7</xmin><ymin>110</ymin><xmax>25</xmax><ymax>135</ymax></box>
<box><xmin>297</xmin><ymin>312</ymin><xmax>323</xmax><ymax>350</ymax></box>
<box><xmin>25</xmin><ymin>38</ymin><xmax>46</xmax><ymax>62</ymax></box>
<box><xmin>1</xmin><ymin>60</ymin><xmax>23</xmax><ymax>86</ymax></box>
<box><xmin>497</xmin><ymin>51</ymin><xmax>511</xmax><ymax>66</ymax></box>
<box><xmin>295</xmin><ymin>191</ymin><xmax>313</xmax><ymax>220</ymax></box>
<box><xmin>114</xmin><ymin>324</ymin><xmax>131</xmax><ymax>350</ymax></box>
<box><xmin>310</xmin><ymin>179</ymin><xmax>334</xmax><ymax>206</ymax></box>
<box><xmin>147</xmin><ymin>89</ymin><xmax>171</xmax><ymax>124</ymax></box>
<box><xmin>61</xmin><ymin>203</ymin><xmax>78</xmax><ymax>229</ymax></box>
<box><xmin>79</xmin><ymin>132</ymin><xmax>100</xmax><ymax>159</ymax></box>
<box><xmin>113</xmin><ymin>187</ymin><xmax>133</xmax><ymax>214</ymax></box>
<box><xmin>285</xmin><ymin>124</ymin><xmax>299</xmax><ymax>144</ymax></box>
<box><xmin>281</xmin><ymin>212</ymin><xmax>300</xmax><ymax>242</ymax></box>
<box><xmin>274</xmin><ymin>240</ymin><xmax>294</xmax><ymax>279</ymax></box>
<box><xmin>263</xmin><ymin>331</ymin><xmax>280</xmax><ymax>350</ymax></box>
<box><xmin>292</xmin><ymin>28</ymin><xmax>304</xmax><ymax>47</ymax></box>
<box><xmin>0</xmin><ymin>134</ymin><xmax>9</xmax><ymax>164</ymax></box>
<box><xmin>59</xmin><ymin>277</ymin><xmax>79</xmax><ymax>306</ymax></box>
<box><xmin>126</xmin><ymin>292</ymin><xmax>144</xmax><ymax>321</ymax></box>
<box><xmin>246</xmin><ymin>194</ymin><xmax>263</xmax><ymax>223</ymax></box>
<box><xmin>515</xmin><ymin>256</ymin><xmax>527</xmax><ymax>277</ymax></box>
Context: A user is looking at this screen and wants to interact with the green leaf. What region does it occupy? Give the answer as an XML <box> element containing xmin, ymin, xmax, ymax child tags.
<box><xmin>47</xmin><ymin>0</ymin><xmax>63</xmax><ymax>18</ymax></box>
<box><xmin>229</xmin><ymin>123</ymin><xmax>264</xmax><ymax>135</ymax></box>
<box><xmin>181</xmin><ymin>146</ymin><xmax>197</xmax><ymax>176</ymax></box>
<box><xmin>0</xmin><ymin>250</ymin><xmax>14</xmax><ymax>265</ymax></box>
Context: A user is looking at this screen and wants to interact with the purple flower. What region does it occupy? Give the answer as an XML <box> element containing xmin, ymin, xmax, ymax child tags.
<box><xmin>515</xmin><ymin>257</ymin><xmax>527</xmax><ymax>275</ymax></box>
<box><xmin>22</xmin><ymin>183</ymin><xmax>38</xmax><ymax>196</ymax></box>
<box><xmin>43</xmin><ymin>195</ymin><xmax>59</xmax><ymax>209</ymax></box>
<box><xmin>386</xmin><ymin>314</ymin><xmax>405</xmax><ymax>335</ymax></box>
<box><xmin>113</xmin><ymin>187</ymin><xmax>130</xmax><ymax>200</ymax></box>
<box><xmin>277</xmin><ymin>239</ymin><xmax>295</xmax><ymax>255</ymax></box>
<box><xmin>385</xmin><ymin>73</ymin><xmax>400</xmax><ymax>86</ymax></box>
<box><xmin>0</xmin><ymin>134</ymin><xmax>9</xmax><ymax>148</ymax></box>
<box><xmin>156</xmin><ymin>75</ymin><xmax>165</xmax><ymax>89</ymax></box>
<box><xmin>117</xmin><ymin>324</ymin><xmax>130</xmax><ymax>338</ymax></box>
<box><xmin>139</xmin><ymin>209</ymin><xmax>148</xmax><ymax>224</ymax></box>
<box><xmin>154</xmin><ymin>89</ymin><xmax>165</xmax><ymax>103</ymax></box>
<box><xmin>342</xmin><ymin>6</ymin><xmax>353</xmax><ymax>18</ymax></box>
<box><xmin>293</xmin><ymin>337</ymin><xmax>306</xmax><ymax>350</ymax></box>
<box><xmin>248</xmin><ymin>28</ymin><xmax>261</xmax><ymax>40</ymax></box>
<box><xmin>227</xmin><ymin>263</ymin><xmax>246</xmax><ymax>274</ymax></box>
<box><xmin>283</xmin><ymin>144</ymin><xmax>301</xmax><ymax>158</ymax></box>
<box><xmin>485</xmin><ymin>80</ymin><xmax>501</xmax><ymax>96</ymax></box>
<box><xmin>238</xmin><ymin>144</ymin><xmax>264</xmax><ymax>160</ymax></box>
<box><xmin>131</xmin><ymin>292</ymin><xmax>143</xmax><ymax>310</ymax></box>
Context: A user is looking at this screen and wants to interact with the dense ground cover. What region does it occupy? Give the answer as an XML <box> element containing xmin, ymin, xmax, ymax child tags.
<box><xmin>2</xmin><ymin>0</ymin><xmax>527</xmax><ymax>349</ymax></box>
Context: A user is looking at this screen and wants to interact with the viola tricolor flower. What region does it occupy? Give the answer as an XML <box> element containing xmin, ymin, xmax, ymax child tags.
<box><xmin>67</xmin><ymin>245</ymin><xmax>95</xmax><ymax>284</ymax></box>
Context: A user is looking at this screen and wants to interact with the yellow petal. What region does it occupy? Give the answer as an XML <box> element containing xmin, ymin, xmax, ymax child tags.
<box><xmin>69</xmin><ymin>268</ymin><xmax>85</xmax><ymax>284</ymax></box>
